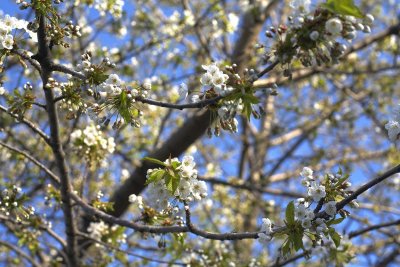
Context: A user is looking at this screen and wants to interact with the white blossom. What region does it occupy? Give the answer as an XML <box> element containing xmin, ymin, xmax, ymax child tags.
<box><xmin>324</xmin><ymin>201</ymin><xmax>337</xmax><ymax>216</ymax></box>
<box><xmin>182</xmin><ymin>155</ymin><xmax>195</xmax><ymax>169</ymax></box>
<box><xmin>142</xmin><ymin>78</ymin><xmax>152</xmax><ymax>90</ymax></box>
<box><xmin>227</xmin><ymin>13</ymin><xmax>239</xmax><ymax>33</ymax></box>
<box><xmin>295</xmin><ymin>203</ymin><xmax>307</xmax><ymax>219</ymax></box>
<box><xmin>325</xmin><ymin>18</ymin><xmax>343</xmax><ymax>35</ymax></box>
<box><xmin>200</xmin><ymin>73</ymin><xmax>213</xmax><ymax>86</ymax></box>
<box><xmin>258</xmin><ymin>217</ymin><xmax>273</xmax><ymax>244</ymax></box>
<box><xmin>385</xmin><ymin>120</ymin><xmax>400</xmax><ymax>142</ymax></box>
<box><xmin>300</xmin><ymin>167</ymin><xmax>313</xmax><ymax>179</ymax></box>
<box><xmin>106</xmin><ymin>74</ymin><xmax>122</xmax><ymax>86</ymax></box>
<box><xmin>71</xmin><ymin>124</ymin><xmax>115</xmax><ymax>164</ymax></box>
<box><xmin>308</xmin><ymin>182</ymin><xmax>326</xmax><ymax>202</ymax></box>
<box><xmin>301</xmin><ymin>219</ymin><xmax>312</xmax><ymax>229</ymax></box>
<box><xmin>87</xmin><ymin>221</ymin><xmax>108</xmax><ymax>240</ymax></box>
<box><xmin>128</xmin><ymin>194</ymin><xmax>143</xmax><ymax>209</ymax></box>
<box><xmin>1</xmin><ymin>34</ymin><xmax>13</xmax><ymax>50</ymax></box>
<box><xmin>364</xmin><ymin>14</ymin><xmax>374</xmax><ymax>25</ymax></box>
<box><xmin>258</xmin><ymin>232</ymin><xmax>272</xmax><ymax>244</ymax></box>
<box><xmin>191</xmin><ymin>180</ymin><xmax>207</xmax><ymax>200</ymax></box>
<box><xmin>178</xmin><ymin>82</ymin><xmax>188</xmax><ymax>99</ymax></box>
<box><xmin>260</xmin><ymin>218</ymin><xmax>272</xmax><ymax>233</ymax></box>
<box><xmin>218</xmin><ymin>106</ymin><xmax>229</xmax><ymax>120</ymax></box>
<box><xmin>309</xmin><ymin>31</ymin><xmax>319</xmax><ymax>41</ymax></box>
<box><xmin>93</xmin><ymin>0</ymin><xmax>124</xmax><ymax>18</ymax></box>
<box><xmin>200</xmin><ymin>63</ymin><xmax>229</xmax><ymax>92</ymax></box>
<box><xmin>191</xmin><ymin>94</ymin><xmax>200</xmax><ymax>103</ymax></box>
<box><xmin>98</xmin><ymin>73</ymin><xmax>124</xmax><ymax>96</ymax></box>
<box><xmin>289</xmin><ymin>0</ymin><xmax>311</xmax><ymax>13</ymax></box>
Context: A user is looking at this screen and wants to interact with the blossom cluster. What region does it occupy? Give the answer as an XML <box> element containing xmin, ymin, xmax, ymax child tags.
<box><xmin>0</xmin><ymin>185</ymin><xmax>35</xmax><ymax>222</ymax></box>
<box><xmin>128</xmin><ymin>194</ymin><xmax>144</xmax><ymax>210</ymax></box>
<box><xmin>300</xmin><ymin>167</ymin><xmax>356</xmax><ymax>211</ymax></box>
<box><xmin>258</xmin><ymin>218</ymin><xmax>273</xmax><ymax>244</ymax></box>
<box><xmin>258</xmin><ymin>167</ymin><xmax>357</xmax><ymax>261</ymax></box>
<box><xmin>200</xmin><ymin>63</ymin><xmax>230</xmax><ymax>94</ymax></box>
<box><xmin>0</xmin><ymin>14</ymin><xmax>36</xmax><ymax>50</ymax></box>
<box><xmin>70</xmin><ymin>124</ymin><xmax>116</xmax><ymax>168</ymax></box>
<box><xmin>43</xmin><ymin>78</ymin><xmax>88</xmax><ymax>118</ymax></box>
<box><xmin>87</xmin><ymin>221</ymin><xmax>127</xmax><ymax>246</ymax></box>
<box><xmin>77</xmin><ymin>51</ymin><xmax>149</xmax><ymax>128</ymax></box>
<box><xmin>262</xmin><ymin>4</ymin><xmax>374</xmax><ymax>74</ymax></box>
<box><xmin>180</xmin><ymin>63</ymin><xmax>260</xmax><ymax>136</ymax></box>
<box><xmin>144</xmin><ymin>155</ymin><xmax>207</xmax><ymax>212</ymax></box>
<box><xmin>385</xmin><ymin>104</ymin><xmax>400</xmax><ymax>144</ymax></box>
<box><xmin>92</xmin><ymin>0</ymin><xmax>124</xmax><ymax>19</ymax></box>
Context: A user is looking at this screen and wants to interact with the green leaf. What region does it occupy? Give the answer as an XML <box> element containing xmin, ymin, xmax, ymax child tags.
<box><xmin>285</xmin><ymin>201</ymin><xmax>295</xmax><ymax>225</ymax></box>
<box><xmin>293</xmin><ymin>230</ymin><xmax>304</xmax><ymax>251</ymax></box>
<box><xmin>243</xmin><ymin>102</ymin><xmax>252</xmax><ymax>121</ymax></box>
<box><xmin>174</xmin><ymin>233</ymin><xmax>186</xmax><ymax>246</ymax></box>
<box><xmin>165</xmin><ymin>173</ymin><xmax>180</xmax><ymax>194</ymax></box>
<box><xmin>143</xmin><ymin>157</ymin><xmax>167</xmax><ymax>167</ymax></box>
<box><xmin>145</xmin><ymin>169</ymin><xmax>165</xmax><ymax>185</ymax></box>
<box><xmin>326</xmin><ymin>216</ymin><xmax>345</xmax><ymax>226</ymax></box>
<box><xmin>171</xmin><ymin>161</ymin><xmax>181</xmax><ymax>170</ymax></box>
<box><xmin>282</xmin><ymin>239</ymin><xmax>291</xmax><ymax>256</ymax></box>
<box><xmin>322</xmin><ymin>0</ymin><xmax>364</xmax><ymax>18</ymax></box>
<box><xmin>329</xmin><ymin>229</ymin><xmax>342</xmax><ymax>247</ymax></box>
<box><xmin>242</xmin><ymin>93</ymin><xmax>259</xmax><ymax>104</ymax></box>
<box><xmin>335</xmin><ymin>175</ymin><xmax>349</xmax><ymax>186</ymax></box>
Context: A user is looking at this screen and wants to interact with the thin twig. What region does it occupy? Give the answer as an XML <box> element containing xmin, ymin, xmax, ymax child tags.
<box><xmin>76</xmin><ymin>232</ymin><xmax>187</xmax><ymax>266</ymax></box>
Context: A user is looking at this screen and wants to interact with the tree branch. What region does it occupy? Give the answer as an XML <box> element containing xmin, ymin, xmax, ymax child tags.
<box><xmin>0</xmin><ymin>104</ymin><xmax>51</xmax><ymax>145</ymax></box>
<box><xmin>0</xmin><ymin>240</ymin><xmax>41</xmax><ymax>267</ymax></box>
<box><xmin>33</xmin><ymin>12</ymin><xmax>78</xmax><ymax>266</ymax></box>
<box><xmin>336</xmin><ymin>164</ymin><xmax>400</xmax><ymax>211</ymax></box>
<box><xmin>349</xmin><ymin>219</ymin><xmax>400</xmax><ymax>238</ymax></box>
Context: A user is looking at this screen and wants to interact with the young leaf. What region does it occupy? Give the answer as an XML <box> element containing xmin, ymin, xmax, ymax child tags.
<box><xmin>285</xmin><ymin>201</ymin><xmax>296</xmax><ymax>225</ymax></box>
<box><xmin>243</xmin><ymin>102</ymin><xmax>252</xmax><ymax>121</ymax></box>
<box><xmin>282</xmin><ymin>239</ymin><xmax>291</xmax><ymax>256</ymax></box>
<box><xmin>329</xmin><ymin>229</ymin><xmax>342</xmax><ymax>247</ymax></box>
<box><xmin>171</xmin><ymin>160</ymin><xmax>181</xmax><ymax>170</ymax></box>
<box><xmin>327</xmin><ymin>216</ymin><xmax>345</xmax><ymax>226</ymax></box>
<box><xmin>165</xmin><ymin>174</ymin><xmax>180</xmax><ymax>195</ymax></box>
<box><xmin>242</xmin><ymin>93</ymin><xmax>260</xmax><ymax>104</ymax></box>
<box><xmin>293</xmin><ymin>230</ymin><xmax>304</xmax><ymax>251</ymax></box>
<box><xmin>143</xmin><ymin>157</ymin><xmax>167</xmax><ymax>167</ymax></box>
<box><xmin>322</xmin><ymin>0</ymin><xmax>364</xmax><ymax>18</ymax></box>
<box><xmin>145</xmin><ymin>169</ymin><xmax>165</xmax><ymax>185</ymax></box>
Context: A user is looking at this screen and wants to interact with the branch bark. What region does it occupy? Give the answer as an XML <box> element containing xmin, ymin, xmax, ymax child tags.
<box><xmin>33</xmin><ymin>13</ymin><xmax>78</xmax><ymax>266</ymax></box>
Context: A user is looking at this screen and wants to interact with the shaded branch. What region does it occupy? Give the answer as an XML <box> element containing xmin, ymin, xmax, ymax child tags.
<box><xmin>349</xmin><ymin>219</ymin><xmax>400</xmax><ymax>238</ymax></box>
<box><xmin>0</xmin><ymin>104</ymin><xmax>51</xmax><ymax>145</ymax></box>
<box><xmin>33</xmin><ymin>12</ymin><xmax>78</xmax><ymax>266</ymax></box>
<box><xmin>336</xmin><ymin>164</ymin><xmax>400</xmax><ymax>210</ymax></box>
<box><xmin>0</xmin><ymin>240</ymin><xmax>41</xmax><ymax>267</ymax></box>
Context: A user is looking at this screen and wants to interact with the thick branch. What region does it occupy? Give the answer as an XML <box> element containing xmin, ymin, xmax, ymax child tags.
<box><xmin>108</xmin><ymin>0</ymin><xmax>280</xmax><ymax>219</ymax></box>
<box><xmin>33</xmin><ymin>13</ymin><xmax>78</xmax><ymax>266</ymax></box>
